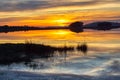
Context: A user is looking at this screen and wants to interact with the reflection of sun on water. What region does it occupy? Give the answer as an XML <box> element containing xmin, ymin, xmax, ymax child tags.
<box><xmin>53</xmin><ymin>30</ymin><xmax>70</xmax><ymax>35</ymax></box>
<box><xmin>1</xmin><ymin>29</ymin><xmax>119</xmax><ymax>47</ymax></box>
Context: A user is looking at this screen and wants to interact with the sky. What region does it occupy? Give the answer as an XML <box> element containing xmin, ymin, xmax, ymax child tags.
<box><xmin>0</xmin><ymin>0</ymin><xmax>120</xmax><ymax>27</ymax></box>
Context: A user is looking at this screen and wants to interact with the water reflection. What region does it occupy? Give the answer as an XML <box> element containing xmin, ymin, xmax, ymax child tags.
<box><xmin>0</xmin><ymin>29</ymin><xmax>120</xmax><ymax>74</ymax></box>
<box><xmin>0</xmin><ymin>29</ymin><xmax>120</xmax><ymax>45</ymax></box>
<box><xmin>77</xmin><ymin>43</ymin><xmax>88</xmax><ymax>55</ymax></box>
<box><xmin>26</xmin><ymin>43</ymin><xmax>88</xmax><ymax>69</ymax></box>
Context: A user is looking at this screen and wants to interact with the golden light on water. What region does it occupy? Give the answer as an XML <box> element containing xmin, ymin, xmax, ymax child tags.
<box><xmin>0</xmin><ymin>26</ymin><xmax>119</xmax><ymax>46</ymax></box>
<box><xmin>53</xmin><ymin>30</ymin><xmax>70</xmax><ymax>35</ymax></box>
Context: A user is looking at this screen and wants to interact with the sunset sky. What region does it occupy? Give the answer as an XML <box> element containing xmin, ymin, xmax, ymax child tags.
<box><xmin>0</xmin><ymin>0</ymin><xmax>120</xmax><ymax>27</ymax></box>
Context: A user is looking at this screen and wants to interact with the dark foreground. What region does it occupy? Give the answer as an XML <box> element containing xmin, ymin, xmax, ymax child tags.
<box><xmin>0</xmin><ymin>43</ymin><xmax>75</xmax><ymax>65</ymax></box>
<box><xmin>0</xmin><ymin>43</ymin><xmax>87</xmax><ymax>65</ymax></box>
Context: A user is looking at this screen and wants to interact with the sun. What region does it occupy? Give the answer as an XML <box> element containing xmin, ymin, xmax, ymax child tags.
<box><xmin>55</xmin><ymin>19</ymin><xmax>68</xmax><ymax>23</ymax></box>
<box><xmin>53</xmin><ymin>19</ymin><xmax>69</xmax><ymax>26</ymax></box>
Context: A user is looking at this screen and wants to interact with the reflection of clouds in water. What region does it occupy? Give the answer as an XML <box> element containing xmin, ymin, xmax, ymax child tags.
<box><xmin>109</xmin><ymin>60</ymin><xmax>120</xmax><ymax>73</ymax></box>
<box><xmin>85</xmin><ymin>52</ymin><xmax>120</xmax><ymax>76</ymax></box>
<box><xmin>97</xmin><ymin>60</ymin><xmax>120</xmax><ymax>76</ymax></box>
<box><xmin>0</xmin><ymin>50</ymin><xmax>119</xmax><ymax>76</ymax></box>
<box><xmin>0</xmin><ymin>35</ymin><xmax>23</xmax><ymax>40</ymax></box>
<box><xmin>89</xmin><ymin>45</ymin><xmax>120</xmax><ymax>54</ymax></box>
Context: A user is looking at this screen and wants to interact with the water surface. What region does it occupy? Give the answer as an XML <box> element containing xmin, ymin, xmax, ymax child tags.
<box><xmin>0</xmin><ymin>29</ymin><xmax>120</xmax><ymax>76</ymax></box>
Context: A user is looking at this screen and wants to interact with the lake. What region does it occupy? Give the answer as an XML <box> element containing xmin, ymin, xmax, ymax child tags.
<box><xmin>0</xmin><ymin>29</ymin><xmax>120</xmax><ymax>76</ymax></box>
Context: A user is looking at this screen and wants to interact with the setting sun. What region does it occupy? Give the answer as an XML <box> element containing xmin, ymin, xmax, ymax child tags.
<box><xmin>53</xmin><ymin>19</ymin><xmax>70</xmax><ymax>26</ymax></box>
<box><xmin>55</xmin><ymin>19</ymin><xmax>68</xmax><ymax>23</ymax></box>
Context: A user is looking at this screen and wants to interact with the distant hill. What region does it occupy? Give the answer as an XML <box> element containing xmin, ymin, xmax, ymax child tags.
<box><xmin>84</xmin><ymin>21</ymin><xmax>120</xmax><ymax>30</ymax></box>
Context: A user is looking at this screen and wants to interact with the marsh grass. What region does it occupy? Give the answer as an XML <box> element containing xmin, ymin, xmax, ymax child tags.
<box><xmin>0</xmin><ymin>42</ymin><xmax>88</xmax><ymax>65</ymax></box>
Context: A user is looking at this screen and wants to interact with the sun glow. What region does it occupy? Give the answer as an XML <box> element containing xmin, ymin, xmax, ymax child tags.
<box><xmin>55</xmin><ymin>19</ymin><xmax>68</xmax><ymax>23</ymax></box>
<box><xmin>53</xmin><ymin>19</ymin><xmax>70</xmax><ymax>26</ymax></box>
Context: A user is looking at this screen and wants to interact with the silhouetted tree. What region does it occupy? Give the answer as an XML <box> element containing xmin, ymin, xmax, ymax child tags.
<box><xmin>3</xmin><ymin>25</ymin><xmax>9</xmax><ymax>28</ymax></box>
<box><xmin>69</xmin><ymin>21</ymin><xmax>84</xmax><ymax>33</ymax></box>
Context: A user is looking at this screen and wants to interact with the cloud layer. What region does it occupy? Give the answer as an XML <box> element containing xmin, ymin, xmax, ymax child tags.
<box><xmin>0</xmin><ymin>0</ymin><xmax>120</xmax><ymax>26</ymax></box>
<box><xmin>0</xmin><ymin>0</ymin><xmax>120</xmax><ymax>12</ymax></box>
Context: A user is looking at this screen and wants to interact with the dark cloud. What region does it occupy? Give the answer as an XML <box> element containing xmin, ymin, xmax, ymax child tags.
<box><xmin>0</xmin><ymin>0</ymin><xmax>120</xmax><ymax>12</ymax></box>
<box><xmin>0</xmin><ymin>16</ymin><xmax>48</xmax><ymax>22</ymax></box>
<box><xmin>103</xmin><ymin>16</ymin><xmax>120</xmax><ymax>19</ymax></box>
<box><xmin>0</xmin><ymin>17</ymin><xmax>28</xmax><ymax>22</ymax></box>
<box><xmin>73</xmin><ymin>15</ymin><xmax>120</xmax><ymax>20</ymax></box>
<box><xmin>0</xmin><ymin>1</ymin><xmax>49</xmax><ymax>12</ymax></box>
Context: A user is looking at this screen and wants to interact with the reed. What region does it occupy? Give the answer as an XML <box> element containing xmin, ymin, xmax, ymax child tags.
<box><xmin>0</xmin><ymin>42</ymin><xmax>88</xmax><ymax>65</ymax></box>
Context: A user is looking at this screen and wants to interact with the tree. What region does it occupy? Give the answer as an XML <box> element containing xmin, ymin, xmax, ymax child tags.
<box><xmin>69</xmin><ymin>21</ymin><xmax>84</xmax><ymax>33</ymax></box>
<box><xmin>3</xmin><ymin>25</ymin><xmax>9</xmax><ymax>28</ymax></box>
